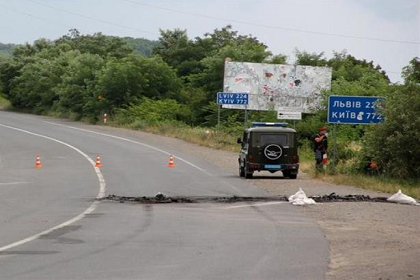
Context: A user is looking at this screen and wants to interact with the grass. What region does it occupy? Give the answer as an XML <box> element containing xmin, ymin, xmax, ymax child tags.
<box><xmin>118</xmin><ymin>120</ymin><xmax>240</xmax><ymax>152</ymax></box>
<box><xmin>319</xmin><ymin>172</ymin><xmax>419</xmax><ymax>199</ymax></box>
<box><xmin>298</xmin><ymin>141</ymin><xmax>420</xmax><ymax>198</ymax></box>
<box><xmin>0</xmin><ymin>93</ymin><xmax>11</xmax><ymax>109</ymax></box>
<box><xmin>300</xmin><ymin>157</ymin><xmax>420</xmax><ymax>199</ymax></box>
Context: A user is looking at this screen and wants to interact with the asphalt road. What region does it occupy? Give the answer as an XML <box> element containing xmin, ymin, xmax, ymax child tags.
<box><xmin>0</xmin><ymin>111</ymin><xmax>329</xmax><ymax>280</ymax></box>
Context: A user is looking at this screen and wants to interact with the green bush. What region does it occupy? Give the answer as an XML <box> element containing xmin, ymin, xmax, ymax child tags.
<box><xmin>362</xmin><ymin>84</ymin><xmax>420</xmax><ymax>178</ymax></box>
<box><xmin>115</xmin><ymin>97</ymin><xmax>191</xmax><ymax>126</ymax></box>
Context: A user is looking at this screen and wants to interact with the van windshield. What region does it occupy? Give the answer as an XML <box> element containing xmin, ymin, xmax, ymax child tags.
<box><xmin>259</xmin><ymin>134</ymin><xmax>288</xmax><ymax>146</ymax></box>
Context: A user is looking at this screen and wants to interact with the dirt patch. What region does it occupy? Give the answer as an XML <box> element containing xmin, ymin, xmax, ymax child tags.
<box><xmin>71</xmin><ymin>123</ymin><xmax>420</xmax><ymax>280</ymax></box>
<box><xmin>302</xmin><ymin>203</ymin><xmax>420</xmax><ymax>280</ymax></box>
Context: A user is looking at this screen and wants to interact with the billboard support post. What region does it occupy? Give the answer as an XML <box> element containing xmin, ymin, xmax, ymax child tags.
<box><xmin>217</xmin><ymin>104</ymin><xmax>221</xmax><ymax>134</ymax></box>
<box><xmin>216</xmin><ymin>92</ymin><xmax>249</xmax><ymax>131</ymax></box>
<box><xmin>244</xmin><ymin>106</ymin><xmax>248</xmax><ymax>127</ymax></box>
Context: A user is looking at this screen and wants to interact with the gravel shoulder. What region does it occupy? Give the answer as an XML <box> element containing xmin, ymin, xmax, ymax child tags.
<box><xmin>64</xmin><ymin>122</ymin><xmax>420</xmax><ymax>280</ymax></box>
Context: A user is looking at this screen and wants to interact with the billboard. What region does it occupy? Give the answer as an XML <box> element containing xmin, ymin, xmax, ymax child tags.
<box><xmin>223</xmin><ymin>61</ymin><xmax>332</xmax><ymax>113</ymax></box>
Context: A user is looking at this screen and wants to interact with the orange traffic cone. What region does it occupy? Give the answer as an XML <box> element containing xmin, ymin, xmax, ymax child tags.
<box><xmin>35</xmin><ymin>155</ymin><xmax>42</xmax><ymax>168</ymax></box>
<box><xmin>95</xmin><ymin>155</ymin><xmax>102</xmax><ymax>168</ymax></box>
<box><xmin>167</xmin><ymin>155</ymin><xmax>175</xmax><ymax>168</ymax></box>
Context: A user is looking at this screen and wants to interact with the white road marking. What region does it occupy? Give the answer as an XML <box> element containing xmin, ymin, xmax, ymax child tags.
<box><xmin>223</xmin><ymin>201</ymin><xmax>288</xmax><ymax>209</ymax></box>
<box><xmin>0</xmin><ymin>123</ymin><xmax>106</xmax><ymax>252</ymax></box>
<box><xmin>0</xmin><ymin>182</ymin><xmax>28</xmax><ymax>186</ymax></box>
<box><xmin>43</xmin><ymin>121</ymin><xmax>212</xmax><ymax>174</ymax></box>
<box><xmin>43</xmin><ymin>121</ymin><xmax>244</xmax><ymax>194</ymax></box>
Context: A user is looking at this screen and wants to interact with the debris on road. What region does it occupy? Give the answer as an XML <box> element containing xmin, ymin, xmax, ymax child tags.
<box><xmin>310</xmin><ymin>193</ymin><xmax>388</xmax><ymax>203</ymax></box>
<box><xmin>101</xmin><ymin>192</ymin><xmax>417</xmax><ymax>205</ymax></box>
<box><xmin>155</xmin><ymin>192</ymin><xmax>166</xmax><ymax>201</ymax></box>
<box><xmin>288</xmin><ymin>188</ymin><xmax>316</xmax><ymax>206</ymax></box>
<box><xmin>387</xmin><ymin>189</ymin><xmax>419</xmax><ymax>206</ymax></box>
<box><xmin>102</xmin><ymin>194</ymin><xmax>288</xmax><ymax>204</ymax></box>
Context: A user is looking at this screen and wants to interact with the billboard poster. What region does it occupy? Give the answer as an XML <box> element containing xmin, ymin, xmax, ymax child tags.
<box><xmin>223</xmin><ymin>61</ymin><xmax>332</xmax><ymax>113</ymax></box>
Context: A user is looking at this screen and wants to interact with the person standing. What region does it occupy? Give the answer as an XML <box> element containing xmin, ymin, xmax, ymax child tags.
<box><xmin>314</xmin><ymin>127</ymin><xmax>328</xmax><ymax>172</ymax></box>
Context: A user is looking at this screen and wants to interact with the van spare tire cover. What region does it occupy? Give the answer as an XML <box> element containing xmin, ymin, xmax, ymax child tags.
<box><xmin>264</xmin><ymin>144</ymin><xmax>283</xmax><ymax>160</ymax></box>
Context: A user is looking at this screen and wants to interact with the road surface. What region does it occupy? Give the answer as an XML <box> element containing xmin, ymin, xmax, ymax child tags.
<box><xmin>0</xmin><ymin>111</ymin><xmax>328</xmax><ymax>280</ymax></box>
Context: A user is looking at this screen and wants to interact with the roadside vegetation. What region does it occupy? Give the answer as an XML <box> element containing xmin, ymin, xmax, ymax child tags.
<box><xmin>0</xmin><ymin>27</ymin><xmax>419</xmax><ymax>197</ymax></box>
<box><xmin>0</xmin><ymin>92</ymin><xmax>10</xmax><ymax>109</ymax></box>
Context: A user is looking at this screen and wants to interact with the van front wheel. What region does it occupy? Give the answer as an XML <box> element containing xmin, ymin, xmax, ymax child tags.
<box><xmin>239</xmin><ymin>165</ymin><xmax>245</xmax><ymax>177</ymax></box>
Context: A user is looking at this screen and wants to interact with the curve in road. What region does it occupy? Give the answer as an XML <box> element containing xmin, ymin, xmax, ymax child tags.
<box><xmin>0</xmin><ymin>111</ymin><xmax>329</xmax><ymax>280</ymax></box>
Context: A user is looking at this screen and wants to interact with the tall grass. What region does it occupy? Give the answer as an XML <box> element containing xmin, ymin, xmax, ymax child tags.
<box><xmin>120</xmin><ymin>119</ymin><xmax>240</xmax><ymax>152</ymax></box>
<box><xmin>300</xmin><ymin>152</ymin><xmax>420</xmax><ymax>198</ymax></box>
<box><xmin>0</xmin><ymin>93</ymin><xmax>10</xmax><ymax>109</ymax></box>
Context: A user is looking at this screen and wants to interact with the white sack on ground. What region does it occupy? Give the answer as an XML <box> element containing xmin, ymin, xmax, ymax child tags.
<box><xmin>387</xmin><ymin>189</ymin><xmax>419</xmax><ymax>206</ymax></box>
<box><xmin>288</xmin><ymin>188</ymin><xmax>316</xmax><ymax>206</ymax></box>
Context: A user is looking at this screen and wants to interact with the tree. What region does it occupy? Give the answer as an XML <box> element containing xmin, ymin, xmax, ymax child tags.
<box><xmin>362</xmin><ymin>83</ymin><xmax>420</xmax><ymax>178</ymax></box>
<box><xmin>295</xmin><ymin>50</ymin><xmax>328</xmax><ymax>67</ymax></box>
<box><xmin>153</xmin><ymin>29</ymin><xmax>208</xmax><ymax>80</ymax></box>
<box><xmin>402</xmin><ymin>57</ymin><xmax>420</xmax><ymax>85</ymax></box>
<box><xmin>266</xmin><ymin>54</ymin><xmax>288</xmax><ymax>65</ymax></box>
<box><xmin>55</xmin><ymin>52</ymin><xmax>104</xmax><ymax>117</ymax></box>
<box><xmin>189</xmin><ymin>35</ymin><xmax>271</xmax><ymax>95</ymax></box>
<box><xmin>328</xmin><ymin>50</ymin><xmax>389</xmax><ymax>82</ymax></box>
<box><xmin>0</xmin><ymin>43</ymin><xmax>15</xmax><ymax>57</ymax></box>
<box><xmin>8</xmin><ymin>52</ymin><xmax>66</xmax><ymax>111</ymax></box>
<box><xmin>95</xmin><ymin>54</ymin><xmax>181</xmax><ymax>113</ymax></box>
<box><xmin>122</xmin><ymin>37</ymin><xmax>160</xmax><ymax>57</ymax></box>
<box><xmin>56</xmin><ymin>30</ymin><xmax>133</xmax><ymax>59</ymax></box>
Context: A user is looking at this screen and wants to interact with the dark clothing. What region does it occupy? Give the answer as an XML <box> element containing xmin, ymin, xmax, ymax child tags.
<box><xmin>313</xmin><ymin>133</ymin><xmax>328</xmax><ymax>171</ymax></box>
<box><xmin>313</xmin><ymin>133</ymin><xmax>328</xmax><ymax>153</ymax></box>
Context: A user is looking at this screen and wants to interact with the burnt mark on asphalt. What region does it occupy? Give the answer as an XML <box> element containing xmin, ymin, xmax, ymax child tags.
<box><xmin>40</xmin><ymin>225</ymin><xmax>82</xmax><ymax>239</ymax></box>
<box><xmin>39</xmin><ymin>225</ymin><xmax>84</xmax><ymax>244</ymax></box>
<box><xmin>100</xmin><ymin>193</ymin><xmax>390</xmax><ymax>204</ymax></box>
<box><xmin>102</xmin><ymin>194</ymin><xmax>288</xmax><ymax>204</ymax></box>
<box><xmin>310</xmin><ymin>193</ymin><xmax>388</xmax><ymax>203</ymax></box>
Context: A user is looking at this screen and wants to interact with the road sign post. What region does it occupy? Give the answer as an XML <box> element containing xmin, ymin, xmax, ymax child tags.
<box><xmin>217</xmin><ymin>92</ymin><xmax>249</xmax><ymax>129</ymax></box>
<box><xmin>328</xmin><ymin>95</ymin><xmax>385</xmax><ymax>124</ymax></box>
<box><xmin>217</xmin><ymin>92</ymin><xmax>249</xmax><ymax>105</ymax></box>
<box><xmin>328</xmin><ymin>95</ymin><xmax>385</xmax><ymax>172</ymax></box>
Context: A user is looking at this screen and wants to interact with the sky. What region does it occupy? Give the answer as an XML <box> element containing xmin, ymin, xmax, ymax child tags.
<box><xmin>0</xmin><ymin>0</ymin><xmax>419</xmax><ymax>83</ymax></box>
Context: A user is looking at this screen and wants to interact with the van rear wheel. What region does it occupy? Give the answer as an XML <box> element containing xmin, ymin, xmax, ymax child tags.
<box><xmin>245</xmin><ymin>163</ymin><xmax>253</xmax><ymax>179</ymax></box>
<box><xmin>283</xmin><ymin>170</ymin><xmax>297</xmax><ymax>179</ymax></box>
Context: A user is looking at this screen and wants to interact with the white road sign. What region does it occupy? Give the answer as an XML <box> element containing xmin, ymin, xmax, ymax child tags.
<box><xmin>277</xmin><ymin>111</ymin><xmax>302</xmax><ymax>120</ymax></box>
